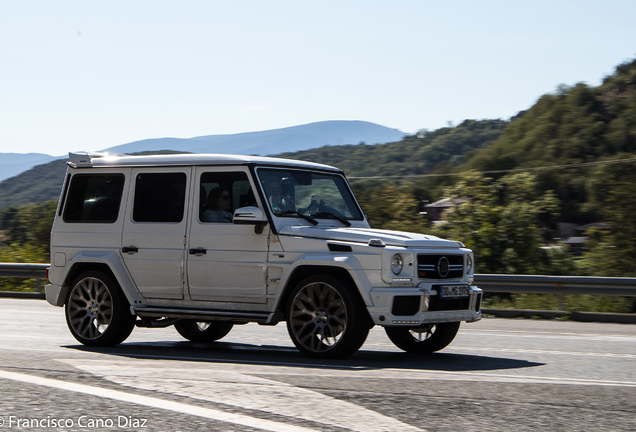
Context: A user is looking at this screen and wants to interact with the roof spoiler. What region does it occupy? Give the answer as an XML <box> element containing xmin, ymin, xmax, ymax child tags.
<box><xmin>68</xmin><ymin>152</ymin><xmax>110</xmax><ymax>167</ymax></box>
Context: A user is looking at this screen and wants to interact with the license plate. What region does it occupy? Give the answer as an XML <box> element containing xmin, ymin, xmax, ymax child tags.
<box><xmin>440</xmin><ymin>285</ymin><xmax>470</xmax><ymax>298</ymax></box>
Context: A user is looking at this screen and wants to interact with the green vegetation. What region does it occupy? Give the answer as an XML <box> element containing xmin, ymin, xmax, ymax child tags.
<box><xmin>459</xmin><ymin>59</ymin><xmax>636</xmax><ymax>224</ymax></box>
<box><xmin>482</xmin><ymin>294</ymin><xmax>635</xmax><ymax>314</ymax></box>
<box><xmin>279</xmin><ymin>119</ymin><xmax>509</xmax><ymax>180</ymax></box>
<box><xmin>0</xmin><ymin>159</ymin><xmax>67</xmax><ymax>212</ymax></box>
<box><xmin>580</xmin><ymin>163</ymin><xmax>636</xmax><ymax>277</ymax></box>
<box><xmin>0</xmin><ymin>201</ymin><xmax>56</xmax><ymax>291</ymax></box>
<box><xmin>429</xmin><ymin>172</ymin><xmax>570</xmax><ymax>275</ymax></box>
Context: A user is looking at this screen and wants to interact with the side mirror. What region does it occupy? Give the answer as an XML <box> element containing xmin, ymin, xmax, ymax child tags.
<box><xmin>233</xmin><ymin>206</ymin><xmax>268</xmax><ymax>234</ymax></box>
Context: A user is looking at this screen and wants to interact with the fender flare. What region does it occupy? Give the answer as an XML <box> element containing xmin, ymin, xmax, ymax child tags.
<box><xmin>63</xmin><ymin>251</ymin><xmax>145</xmax><ymax>307</ymax></box>
<box><xmin>274</xmin><ymin>254</ymin><xmax>375</xmax><ymax>314</ymax></box>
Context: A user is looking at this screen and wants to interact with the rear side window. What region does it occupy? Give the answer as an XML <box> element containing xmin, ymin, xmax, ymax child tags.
<box><xmin>133</xmin><ymin>173</ymin><xmax>187</xmax><ymax>223</ymax></box>
<box><xmin>63</xmin><ymin>174</ymin><xmax>125</xmax><ymax>223</ymax></box>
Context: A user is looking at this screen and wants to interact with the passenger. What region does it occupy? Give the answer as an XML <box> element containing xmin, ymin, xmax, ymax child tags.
<box><xmin>202</xmin><ymin>187</ymin><xmax>233</xmax><ymax>222</ymax></box>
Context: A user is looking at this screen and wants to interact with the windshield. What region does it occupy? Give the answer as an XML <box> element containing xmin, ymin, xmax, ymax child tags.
<box><xmin>257</xmin><ymin>168</ymin><xmax>364</xmax><ymax>221</ymax></box>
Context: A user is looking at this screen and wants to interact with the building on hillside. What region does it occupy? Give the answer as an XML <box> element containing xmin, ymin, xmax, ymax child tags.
<box><xmin>560</xmin><ymin>223</ymin><xmax>612</xmax><ymax>255</ymax></box>
<box><xmin>574</xmin><ymin>222</ymin><xmax>612</xmax><ymax>235</ymax></box>
<box><xmin>421</xmin><ymin>198</ymin><xmax>467</xmax><ymax>221</ymax></box>
<box><xmin>562</xmin><ymin>236</ymin><xmax>589</xmax><ymax>256</ymax></box>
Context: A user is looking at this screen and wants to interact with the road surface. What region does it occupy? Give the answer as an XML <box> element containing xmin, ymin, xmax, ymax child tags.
<box><xmin>0</xmin><ymin>298</ymin><xmax>634</xmax><ymax>431</ymax></box>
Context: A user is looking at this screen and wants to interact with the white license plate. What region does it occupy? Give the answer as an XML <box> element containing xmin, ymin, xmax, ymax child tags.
<box><xmin>441</xmin><ymin>285</ymin><xmax>471</xmax><ymax>298</ymax></box>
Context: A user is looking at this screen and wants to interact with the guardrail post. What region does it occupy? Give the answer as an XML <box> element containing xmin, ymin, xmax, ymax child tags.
<box><xmin>555</xmin><ymin>282</ymin><xmax>565</xmax><ymax>311</ymax></box>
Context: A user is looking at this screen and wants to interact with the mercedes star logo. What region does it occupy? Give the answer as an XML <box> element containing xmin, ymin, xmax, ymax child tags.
<box><xmin>437</xmin><ymin>256</ymin><xmax>450</xmax><ymax>278</ymax></box>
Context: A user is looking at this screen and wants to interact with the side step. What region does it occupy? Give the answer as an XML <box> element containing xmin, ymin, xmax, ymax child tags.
<box><xmin>133</xmin><ymin>307</ymin><xmax>281</xmax><ymax>325</ymax></box>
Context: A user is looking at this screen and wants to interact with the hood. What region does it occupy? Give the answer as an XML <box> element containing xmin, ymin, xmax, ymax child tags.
<box><xmin>278</xmin><ymin>226</ymin><xmax>464</xmax><ymax>248</ymax></box>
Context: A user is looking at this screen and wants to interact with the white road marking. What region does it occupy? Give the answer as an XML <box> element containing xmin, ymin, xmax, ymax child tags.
<box><xmin>60</xmin><ymin>358</ymin><xmax>636</xmax><ymax>390</ymax></box>
<box><xmin>0</xmin><ymin>369</ymin><xmax>318</xmax><ymax>432</ymax></box>
<box><xmin>451</xmin><ymin>346</ymin><xmax>636</xmax><ymax>359</ymax></box>
<box><xmin>459</xmin><ymin>329</ymin><xmax>636</xmax><ymax>342</ymax></box>
<box><xmin>62</xmin><ymin>359</ymin><xmax>424</xmax><ymax>432</ymax></box>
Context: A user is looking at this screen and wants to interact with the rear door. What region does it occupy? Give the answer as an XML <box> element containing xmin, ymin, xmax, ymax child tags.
<box><xmin>121</xmin><ymin>168</ymin><xmax>191</xmax><ymax>299</ymax></box>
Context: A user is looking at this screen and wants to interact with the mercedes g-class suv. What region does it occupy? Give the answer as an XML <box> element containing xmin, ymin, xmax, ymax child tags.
<box><xmin>46</xmin><ymin>152</ymin><xmax>482</xmax><ymax>358</ymax></box>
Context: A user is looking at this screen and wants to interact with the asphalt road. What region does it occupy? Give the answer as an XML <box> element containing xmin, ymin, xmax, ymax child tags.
<box><xmin>0</xmin><ymin>298</ymin><xmax>634</xmax><ymax>432</ymax></box>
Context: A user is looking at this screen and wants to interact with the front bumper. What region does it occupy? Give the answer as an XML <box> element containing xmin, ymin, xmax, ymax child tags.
<box><xmin>367</xmin><ymin>284</ymin><xmax>482</xmax><ymax>326</ymax></box>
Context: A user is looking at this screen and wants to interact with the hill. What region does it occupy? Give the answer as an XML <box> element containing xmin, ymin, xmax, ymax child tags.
<box><xmin>103</xmin><ymin>120</ymin><xmax>406</xmax><ymax>155</ymax></box>
<box><xmin>0</xmin><ymin>151</ymin><xmax>187</xmax><ymax>212</ymax></box>
<box><xmin>464</xmin><ymin>60</ymin><xmax>636</xmax><ymax>171</ymax></box>
<box><xmin>277</xmin><ymin>119</ymin><xmax>510</xmax><ymax>179</ymax></box>
<box><xmin>455</xmin><ymin>57</ymin><xmax>636</xmax><ymax>223</ymax></box>
<box><xmin>0</xmin><ymin>153</ymin><xmax>62</xmax><ymax>183</ymax></box>
<box><xmin>0</xmin><ymin>159</ymin><xmax>68</xmax><ymax>211</ymax></box>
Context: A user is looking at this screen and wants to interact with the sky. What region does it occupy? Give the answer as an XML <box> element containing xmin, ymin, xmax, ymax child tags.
<box><xmin>2</xmin><ymin>1</ymin><xmax>636</xmax><ymax>157</ymax></box>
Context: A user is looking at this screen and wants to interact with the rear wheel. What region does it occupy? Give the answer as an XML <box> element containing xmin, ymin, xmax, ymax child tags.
<box><xmin>65</xmin><ymin>271</ymin><xmax>135</xmax><ymax>346</ymax></box>
<box><xmin>385</xmin><ymin>322</ymin><xmax>460</xmax><ymax>354</ymax></box>
<box><xmin>174</xmin><ymin>320</ymin><xmax>234</xmax><ymax>342</ymax></box>
<box><xmin>286</xmin><ymin>275</ymin><xmax>369</xmax><ymax>359</ymax></box>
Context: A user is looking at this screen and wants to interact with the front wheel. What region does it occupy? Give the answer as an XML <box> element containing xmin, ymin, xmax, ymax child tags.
<box><xmin>65</xmin><ymin>271</ymin><xmax>136</xmax><ymax>346</ymax></box>
<box><xmin>385</xmin><ymin>322</ymin><xmax>460</xmax><ymax>354</ymax></box>
<box><xmin>286</xmin><ymin>275</ymin><xmax>369</xmax><ymax>359</ymax></box>
<box><xmin>174</xmin><ymin>320</ymin><xmax>234</xmax><ymax>342</ymax></box>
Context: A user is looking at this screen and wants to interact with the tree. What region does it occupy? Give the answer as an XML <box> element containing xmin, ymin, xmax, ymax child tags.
<box><xmin>0</xmin><ymin>200</ymin><xmax>57</xmax><ymax>260</ymax></box>
<box><xmin>431</xmin><ymin>172</ymin><xmax>572</xmax><ymax>275</ymax></box>
<box><xmin>582</xmin><ymin>163</ymin><xmax>636</xmax><ymax>277</ymax></box>
<box><xmin>354</xmin><ymin>184</ymin><xmax>428</xmax><ymax>233</ymax></box>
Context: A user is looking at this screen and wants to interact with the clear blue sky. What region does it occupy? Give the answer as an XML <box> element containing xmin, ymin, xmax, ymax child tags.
<box><xmin>2</xmin><ymin>0</ymin><xmax>636</xmax><ymax>156</ymax></box>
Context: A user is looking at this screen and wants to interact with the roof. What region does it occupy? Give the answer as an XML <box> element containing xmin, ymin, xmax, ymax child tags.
<box><xmin>424</xmin><ymin>197</ymin><xmax>467</xmax><ymax>208</ymax></box>
<box><xmin>563</xmin><ymin>236</ymin><xmax>589</xmax><ymax>245</ymax></box>
<box><xmin>575</xmin><ymin>222</ymin><xmax>612</xmax><ymax>232</ymax></box>
<box><xmin>67</xmin><ymin>152</ymin><xmax>341</xmax><ymax>173</ymax></box>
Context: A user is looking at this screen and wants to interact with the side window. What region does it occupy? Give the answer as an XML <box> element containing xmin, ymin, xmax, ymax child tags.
<box><xmin>133</xmin><ymin>173</ymin><xmax>187</xmax><ymax>223</ymax></box>
<box><xmin>199</xmin><ymin>171</ymin><xmax>254</xmax><ymax>223</ymax></box>
<box><xmin>63</xmin><ymin>174</ymin><xmax>125</xmax><ymax>223</ymax></box>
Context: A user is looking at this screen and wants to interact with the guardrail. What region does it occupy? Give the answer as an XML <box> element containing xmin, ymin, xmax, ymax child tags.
<box><xmin>1</xmin><ymin>263</ymin><xmax>636</xmax><ymax>297</ymax></box>
<box><xmin>0</xmin><ymin>263</ymin><xmax>49</xmax><ymax>293</ymax></box>
<box><xmin>474</xmin><ymin>274</ymin><xmax>636</xmax><ymax>297</ymax></box>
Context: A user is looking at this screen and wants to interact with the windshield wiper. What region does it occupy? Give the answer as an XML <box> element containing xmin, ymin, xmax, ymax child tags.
<box><xmin>311</xmin><ymin>211</ymin><xmax>352</xmax><ymax>227</ymax></box>
<box><xmin>275</xmin><ymin>210</ymin><xmax>318</xmax><ymax>226</ymax></box>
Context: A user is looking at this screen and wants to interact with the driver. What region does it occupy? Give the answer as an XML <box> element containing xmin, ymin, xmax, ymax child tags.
<box><xmin>263</xmin><ymin>179</ymin><xmax>292</xmax><ymax>212</ymax></box>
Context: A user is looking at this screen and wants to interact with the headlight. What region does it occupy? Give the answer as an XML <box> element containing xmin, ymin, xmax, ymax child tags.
<box><xmin>466</xmin><ymin>254</ymin><xmax>473</xmax><ymax>274</ymax></box>
<box><xmin>391</xmin><ymin>254</ymin><xmax>403</xmax><ymax>275</ymax></box>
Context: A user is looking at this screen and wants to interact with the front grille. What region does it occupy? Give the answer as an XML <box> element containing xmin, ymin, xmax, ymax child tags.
<box><xmin>417</xmin><ymin>254</ymin><xmax>464</xmax><ymax>279</ymax></box>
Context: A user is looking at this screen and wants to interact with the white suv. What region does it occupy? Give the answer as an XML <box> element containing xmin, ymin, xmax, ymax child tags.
<box><xmin>46</xmin><ymin>152</ymin><xmax>482</xmax><ymax>358</ymax></box>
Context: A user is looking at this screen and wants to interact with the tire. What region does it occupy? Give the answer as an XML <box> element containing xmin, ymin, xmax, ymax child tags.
<box><xmin>174</xmin><ymin>320</ymin><xmax>234</xmax><ymax>342</ymax></box>
<box><xmin>286</xmin><ymin>275</ymin><xmax>369</xmax><ymax>359</ymax></box>
<box><xmin>385</xmin><ymin>322</ymin><xmax>460</xmax><ymax>354</ymax></box>
<box><xmin>65</xmin><ymin>271</ymin><xmax>136</xmax><ymax>346</ymax></box>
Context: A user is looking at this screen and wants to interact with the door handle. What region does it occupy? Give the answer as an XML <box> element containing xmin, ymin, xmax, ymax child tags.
<box><xmin>122</xmin><ymin>247</ymin><xmax>139</xmax><ymax>253</ymax></box>
<box><xmin>189</xmin><ymin>248</ymin><xmax>207</xmax><ymax>255</ymax></box>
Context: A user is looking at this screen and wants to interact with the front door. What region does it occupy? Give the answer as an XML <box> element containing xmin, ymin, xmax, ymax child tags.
<box><xmin>186</xmin><ymin>167</ymin><xmax>269</xmax><ymax>302</ymax></box>
<box><xmin>121</xmin><ymin>168</ymin><xmax>191</xmax><ymax>299</ymax></box>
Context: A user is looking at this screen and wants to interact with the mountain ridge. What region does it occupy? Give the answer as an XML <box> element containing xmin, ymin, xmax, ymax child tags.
<box><xmin>102</xmin><ymin>120</ymin><xmax>406</xmax><ymax>156</ymax></box>
<box><xmin>0</xmin><ymin>120</ymin><xmax>405</xmax><ymax>183</ymax></box>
